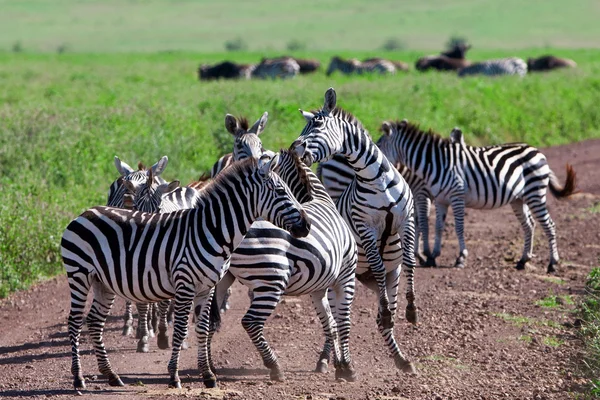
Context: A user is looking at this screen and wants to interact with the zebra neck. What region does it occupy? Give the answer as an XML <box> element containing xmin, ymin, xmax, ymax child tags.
<box><xmin>342</xmin><ymin>128</ymin><xmax>394</xmax><ymax>183</ymax></box>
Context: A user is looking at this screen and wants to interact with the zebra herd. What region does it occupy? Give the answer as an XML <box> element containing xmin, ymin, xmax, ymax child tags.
<box><xmin>198</xmin><ymin>45</ymin><xmax>577</xmax><ymax>80</ymax></box>
<box><xmin>61</xmin><ymin>87</ymin><xmax>577</xmax><ymax>391</ymax></box>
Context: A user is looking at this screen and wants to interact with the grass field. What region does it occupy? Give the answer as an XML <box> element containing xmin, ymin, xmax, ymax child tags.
<box><xmin>1</xmin><ymin>0</ymin><xmax>600</xmax><ymax>53</ymax></box>
<box><xmin>1</xmin><ymin>48</ymin><xmax>600</xmax><ymax>297</ymax></box>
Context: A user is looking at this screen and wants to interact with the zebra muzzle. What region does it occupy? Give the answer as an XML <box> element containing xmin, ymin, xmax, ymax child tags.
<box><xmin>289</xmin><ymin>210</ymin><xmax>311</xmax><ymax>238</ymax></box>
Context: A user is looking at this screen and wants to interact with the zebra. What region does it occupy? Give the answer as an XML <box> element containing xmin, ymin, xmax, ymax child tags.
<box><xmin>183</xmin><ymin>148</ymin><xmax>357</xmax><ymax>381</ymax></box>
<box><xmin>210</xmin><ymin>112</ymin><xmax>268</xmax><ymax>177</ymax></box>
<box><xmin>252</xmin><ymin>57</ymin><xmax>300</xmax><ymax>79</ymax></box>
<box><xmin>458</xmin><ymin>57</ymin><xmax>527</xmax><ymax>77</ymax></box>
<box><xmin>326</xmin><ymin>56</ymin><xmax>396</xmax><ymax>76</ymax></box>
<box><xmin>379</xmin><ymin>119</ymin><xmax>577</xmax><ymax>273</ymax></box>
<box><xmin>292</xmin><ymin>88</ymin><xmax>418</xmax><ymax>373</ymax></box>
<box><xmin>61</xmin><ymin>156</ymin><xmax>311</xmax><ymax>391</ymax></box>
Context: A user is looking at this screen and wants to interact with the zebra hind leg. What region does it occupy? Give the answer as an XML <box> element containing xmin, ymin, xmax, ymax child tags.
<box><xmin>511</xmin><ymin>200</ymin><xmax>536</xmax><ymax>270</ymax></box>
<box><xmin>167</xmin><ymin>288</ymin><xmax>195</xmax><ymax>389</ymax></box>
<box><xmin>194</xmin><ymin>289</ymin><xmax>218</xmax><ymax>388</ymax></box>
<box><xmin>156</xmin><ymin>300</ymin><xmax>171</xmax><ymax>349</ymax></box>
<box><xmin>241</xmin><ymin>288</ymin><xmax>285</xmax><ymax>381</ymax></box>
<box><xmin>527</xmin><ymin>197</ymin><xmax>560</xmax><ymax>273</ymax></box>
<box><xmin>122</xmin><ymin>300</ymin><xmax>134</xmax><ymax>336</ymax></box>
<box><xmin>135</xmin><ymin>303</ymin><xmax>150</xmax><ymax>353</ymax></box>
<box><xmin>330</xmin><ymin>275</ymin><xmax>357</xmax><ymax>381</ymax></box>
<box><xmin>67</xmin><ymin>274</ymin><xmax>92</xmax><ymax>390</ymax></box>
<box><xmin>87</xmin><ymin>281</ymin><xmax>123</xmax><ymax>386</ymax></box>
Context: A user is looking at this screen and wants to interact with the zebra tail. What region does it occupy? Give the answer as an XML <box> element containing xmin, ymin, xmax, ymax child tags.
<box><xmin>549</xmin><ymin>164</ymin><xmax>578</xmax><ymax>199</ymax></box>
<box><xmin>208</xmin><ymin>292</ymin><xmax>222</xmax><ymax>332</ymax></box>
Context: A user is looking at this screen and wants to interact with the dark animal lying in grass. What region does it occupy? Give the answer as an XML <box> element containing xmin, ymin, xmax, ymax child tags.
<box><xmin>198</xmin><ymin>61</ymin><xmax>255</xmax><ymax>80</ymax></box>
<box><xmin>527</xmin><ymin>55</ymin><xmax>577</xmax><ymax>72</ymax></box>
<box><xmin>415</xmin><ymin>43</ymin><xmax>472</xmax><ymax>72</ymax></box>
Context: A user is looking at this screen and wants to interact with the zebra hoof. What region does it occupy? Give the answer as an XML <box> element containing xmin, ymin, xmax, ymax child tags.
<box><xmin>148</xmin><ymin>329</ymin><xmax>156</xmax><ymax>339</ymax></box>
<box><xmin>315</xmin><ymin>359</ymin><xmax>329</xmax><ymax>373</ymax></box>
<box><xmin>515</xmin><ymin>260</ymin><xmax>527</xmax><ymax>270</ymax></box>
<box><xmin>335</xmin><ymin>366</ymin><xmax>357</xmax><ymax>382</ymax></box>
<box><xmin>269</xmin><ymin>367</ymin><xmax>285</xmax><ymax>382</ymax></box>
<box><xmin>73</xmin><ymin>376</ymin><xmax>86</xmax><ymax>390</ymax></box>
<box><xmin>423</xmin><ymin>257</ymin><xmax>437</xmax><ymax>268</ymax></box>
<box><xmin>157</xmin><ymin>333</ymin><xmax>170</xmax><ymax>349</ymax></box>
<box><xmin>203</xmin><ymin>373</ymin><xmax>217</xmax><ymax>388</ymax></box>
<box><xmin>395</xmin><ymin>359</ymin><xmax>417</xmax><ymax>375</ymax></box>
<box><xmin>168</xmin><ymin>379</ymin><xmax>181</xmax><ymax>389</ymax></box>
<box><xmin>453</xmin><ymin>257</ymin><xmax>466</xmax><ymax>269</ymax></box>
<box><xmin>136</xmin><ymin>340</ymin><xmax>149</xmax><ymax>353</ymax></box>
<box><xmin>122</xmin><ymin>325</ymin><xmax>133</xmax><ymax>337</ymax></box>
<box><xmin>405</xmin><ymin>304</ymin><xmax>418</xmax><ymax>325</ymax></box>
<box><xmin>108</xmin><ymin>375</ymin><xmax>125</xmax><ymax>387</ymax></box>
<box><xmin>547</xmin><ymin>263</ymin><xmax>557</xmax><ymax>274</ymax></box>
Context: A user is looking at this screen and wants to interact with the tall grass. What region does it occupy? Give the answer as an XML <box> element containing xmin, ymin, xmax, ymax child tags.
<box><xmin>578</xmin><ymin>268</ymin><xmax>600</xmax><ymax>396</ymax></box>
<box><xmin>0</xmin><ymin>49</ymin><xmax>599</xmax><ymax>296</ymax></box>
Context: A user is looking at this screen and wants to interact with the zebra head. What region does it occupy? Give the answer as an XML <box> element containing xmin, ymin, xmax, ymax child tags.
<box><xmin>122</xmin><ymin>168</ymin><xmax>180</xmax><ymax>213</ymax></box>
<box><xmin>107</xmin><ymin>156</ymin><xmax>169</xmax><ymax>208</ymax></box>
<box><xmin>292</xmin><ymin>88</ymin><xmax>345</xmax><ymax>167</ymax></box>
<box><xmin>225</xmin><ymin>112</ymin><xmax>268</xmax><ymax>161</ymax></box>
<box><xmin>255</xmin><ymin>154</ymin><xmax>311</xmax><ymax>238</ymax></box>
<box><xmin>377</xmin><ymin>119</ymin><xmax>406</xmax><ymax>165</ymax></box>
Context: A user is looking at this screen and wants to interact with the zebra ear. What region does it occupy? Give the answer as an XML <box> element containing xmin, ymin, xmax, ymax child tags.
<box><xmin>299</xmin><ymin>109</ymin><xmax>315</xmax><ymax>122</ymax></box>
<box><xmin>114</xmin><ymin>156</ymin><xmax>135</xmax><ymax>176</ymax></box>
<box><xmin>381</xmin><ymin>121</ymin><xmax>393</xmax><ymax>136</ymax></box>
<box><xmin>258</xmin><ymin>153</ymin><xmax>279</xmax><ymax>179</ymax></box>
<box><xmin>249</xmin><ymin>112</ymin><xmax>269</xmax><ymax>135</ymax></box>
<box><xmin>225</xmin><ymin>114</ymin><xmax>239</xmax><ymax>136</ymax></box>
<box><xmin>323</xmin><ymin>87</ymin><xmax>337</xmax><ymax>114</ymax></box>
<box><xmin>151</xmin><ymin>156</ymin><xmax>169</xmax><ymax>176</ymax></box>
<box><xmin>157</xmin><ymin>180</ymin><xmax>180</xmax><ymax>196</ymax></box>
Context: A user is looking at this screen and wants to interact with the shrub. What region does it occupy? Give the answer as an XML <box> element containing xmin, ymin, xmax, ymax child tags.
<box><xmin>286</xmin><ymin>39</ymin><xmax>306</xmax><ymax>52</ymax></box>
<box><xmin>11</xmin><ymin>41</ymin><xmax>22</xmax><ymax>53</ymax></box>
<box><xmin>380</xmin><ymin>38</ymin><xmax>405</xmax><ymax>51</ymax></box>
<box><xmin>224</xmin><ymin>37</ymin><xmax>248</xmax><ymax>52</ymax></box>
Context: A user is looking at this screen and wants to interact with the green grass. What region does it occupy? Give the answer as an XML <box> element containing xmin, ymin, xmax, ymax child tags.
<box><xmin>492</xmin><ymin>312</ymin><xmax>563</xmax><ymax>328</ymax></box>
<box><xmin>536</xmin><ymin>294</ymin><xmax>575</xmax><ymax>308</ymax></box>
<box><xmin>578</xmin><ymin>268</ymin><xmax>600</xmax><ymax>385</ymax></box>
<box><xmin>0</xmin><ymin>49</ymin><xmax>600</xmax><ymax>297</ymax></box>
<box><xmin>1</xmin><ymin>0</ymin><xmax>600</xmax><ymax>53</ymax></box>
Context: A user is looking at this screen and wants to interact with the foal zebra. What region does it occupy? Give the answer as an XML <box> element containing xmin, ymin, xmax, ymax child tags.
<box><xmin>62</xmin><ymin>156</ymin><xmax>311</xmax><ymax>390</ymax></box>
<box><xmin>293</xmin><ymin>88</ymin><xmax>418</xmax><ymax>373</ymax></box>
<box><xmin>326</xmin><ymin>56</ymin><xmax>396</xmax><ymax>76</ymax></box>
<box><xmin>458</xmin><ymin>57</ymin><xmax>527</xmax><ymax>77</ymax></box>
<box><xmin>380</xmin><ymin>120</ymin><xmax>577</xmax><ymax>273</ymax></box>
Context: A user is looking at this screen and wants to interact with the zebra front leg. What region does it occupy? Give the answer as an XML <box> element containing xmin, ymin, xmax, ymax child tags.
<box><xmin>241</xmin><ymin>288</ymin><xmax>285</xmax><ymax>381</ymax></box>
<box><xmin>122</xmin><ymin>300</ymin><xmax>134</xmax><ymax>336</ymax></box>
<box><xmin>401</xmin><ymin>218</ymin><xmax>419</xmax><ymax>325</ymax></box>
<box><xmin>167</xmin><ymin>287</ymin><xmax>195</xmax><ymax>389</ymax></box>
<box><xmin>430</xmin><ymin>202</ymin><xmax>448</xmax><ymax>267</ymax></box>
<box><xmin>157</xmin><ymin>300</ymin><xmax>171</xmax><ymax>349</ymax></box>
<box><xmin>135</xmin><ymin>303</ymin><xmax>150</xmax><ymax>353</ymax></box>
<box><xmin>415</xmin><ymin>194</ymin><xmax>433</xmax><ymax>265</ymax></box>
<box><xmin>511</xmin><ymin>200</ymin><xmax>536</xmax><ymax>270</ymax></box>
<box><xmin>359</xmin><ymin>230</ymin><xmax>393</xmax><ymax>330</ymax></box>
<box><xmin>87</xmin><ymin>281</ymin><xmax>123</xmax><ymax>386</ymax></box>
<box><xmin>194</xmin><ymin>289</ymin><xmax>218</xmax><ymax>388</ymax></box>
<box><xmin>526</xmin><ymin>197</ymin><xmax>560</xmax><ymax>273</ymax></box>
<box><xmin>67</xmin><ymin>276</ymin><xmax>91</xmax><ymax>390</ymax></box>
<box><xmin>450</xmin><ymin>195</ymin><xmax>468</xmax><ymax>268</ymax></box>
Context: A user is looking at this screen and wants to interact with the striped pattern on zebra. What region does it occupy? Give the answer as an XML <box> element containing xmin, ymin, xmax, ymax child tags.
<box><xmin>380</xmin><ymin>119</ymin><xmax>577</xmax><ymax>273</ymax></box>
<box><xmin>61</xmin><ymin>156</ymin><xmax>311</xmax><ymax>390</ymax></box>
<box><xmin>292</xmin><ymin>88</ymin><xmax>418</xmax><ymax>373</ymax></box>
<box><xmin>196</xmin><ymin>148</ymin><xmax>358</xmax><ymax>381</ymax></box>
<box><xmin>252</xmin><ymin>57</ymin><xmax>300</xmax><ymax>79</ymax></box>
<box><xmin>326</xmin><ymin>55</ymin><xmax>396</xmax><ymax>76</ymax></box>
<box><xmin>210</xmin><ymin>112</ymin><xmax>269</xmax><ymax>177</ymax></box>
<box><xmin>458</xmin><ymin>57</ymin><xmax>527</xmax><ymax>77</ymax></box>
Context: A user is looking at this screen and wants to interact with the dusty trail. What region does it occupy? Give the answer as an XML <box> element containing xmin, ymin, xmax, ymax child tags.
<box><xmin>1</xmin><ymin>140</ymin><xmax>599</xmax><ymax>400</ymax></box>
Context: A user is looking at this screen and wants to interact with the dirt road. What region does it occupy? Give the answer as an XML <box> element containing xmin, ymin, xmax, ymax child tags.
<box><xmin>1</xmin><ymin>140</ymin><xmax>599</xmax><ymax>400</ymax></box>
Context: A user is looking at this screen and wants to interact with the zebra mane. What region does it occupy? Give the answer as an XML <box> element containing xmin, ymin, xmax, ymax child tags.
<box><xmin>281</xmin><ymin>147</ymin><xmax>315</xmax><ymax>200</ymax></box>
<box><xmin>392</xmin><ymin>120</ymin><xmax>452</xmax><ymax>147</ymax></box>
<box><xmin>188</xmin><ymin>172</ymin><xmax>211</xmax><ymax>190</ymax></box>
<box><xmin>313</xmin><ymin>107</ymin><xmax>371</xmax><ymax>138</ymax></box>
<box><xmin>196</xmin><ymin>157</ymin><xmax>259</xmax><ymax>199</ymax></box>
<box><xmin>137</xmin><ymin>162</ymin><xmax>146</xmax><ymax>171</ymax></box>
<box><xmin>237</xmin><ymin>117</ymin><xmax>249</xmax><ymax>132</ymax></box>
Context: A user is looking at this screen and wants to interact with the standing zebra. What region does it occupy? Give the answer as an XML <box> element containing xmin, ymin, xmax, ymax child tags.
<box><xmin>210</xmin><ymin>112</ymin><xmax>268</xmax><ymax>177</ymax></box>
<box><xmin>292</xmin><ymin>88</ymin><xmax>418</xmax><ymax>373</ymax></box>
<box><xmin>62</xmin><ymin>156</ymin><xmax>311</xmax><ymax>390</ymax></box>
<box><xmin>326</xmin><ymin>56</ymin><xmax>396</xmax><ymax>76</ymax></box>
<box><xmin>379</xmin><ymin>120</ymin><xmax>577</xmax><ymax>273</ymax></box>
<box><xmin>252</xmin><ymin>57</ymin><xmax>300</xmax><ymax>79</ymax></box>
<box><xmin>458</xmin><ymin>57</ymin><xmax>527</xmax><ymax>77</ymax></box>
<box><xmin>197</xmin><ymin>148</ymin><xmax>358</xmax><ymax>381</ymax></box>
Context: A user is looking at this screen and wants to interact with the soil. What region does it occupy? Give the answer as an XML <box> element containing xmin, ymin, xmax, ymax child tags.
<box><xmin>1</xmin><ymin>140</ymin><xmax>599</xmax><ymax>400</ymax></box>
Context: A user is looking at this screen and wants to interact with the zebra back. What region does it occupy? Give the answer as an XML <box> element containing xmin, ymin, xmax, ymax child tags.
<box><xmin>252</xmin><ymin>58</ymin><xmax>300</xmax><ymax>79</ymax></box>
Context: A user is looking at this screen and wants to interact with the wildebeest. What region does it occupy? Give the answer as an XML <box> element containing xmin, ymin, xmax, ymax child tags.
<box><xmin>415</xmin><ymin>43</ymin><xmax>472</xmax><ymax>72</ymax></box>
<box><xmin>527</xmin><ymin>55</ymin><xmax>577</xmax><ymax>72</ymax></box>
<box><xmin>198</xmin><ymin>61</ymin><xmax>255</xmax><ymax>80</ymax></box>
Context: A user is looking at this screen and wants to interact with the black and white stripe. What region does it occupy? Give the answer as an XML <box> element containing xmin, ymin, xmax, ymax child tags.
<box><xmin>380</xmin><ymin>120</ymin><xmax>577</xmax><ymax>273</ymax></box>
<box><xmin>62</xmin><ymin>157</ymin><xmax>311</xmax><ymax>390</ymax></box>
<box><xmin>326</xmin><ymin>56</ymin><xmax>396</xmax><ymax>76</ymax></box>
<box><xmin>458</xmin><ymin>57</ymin><xmax>527</xmax><ymax>77</ymax></box>
<box><xmin>292</xmin><ymin>88</ymin><xmax>418</xmax><ymax>373</ymax></box>
<box><xmin>252</xmin><ymin>58</ymin><xmax>300</xmax><ymax>79</ymax></box>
